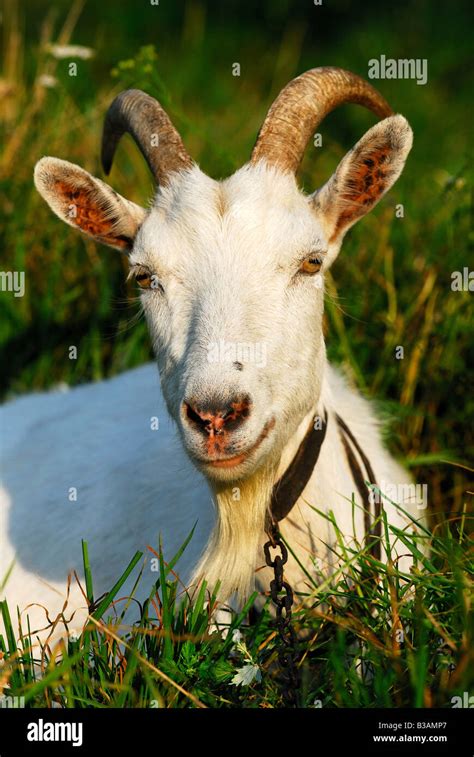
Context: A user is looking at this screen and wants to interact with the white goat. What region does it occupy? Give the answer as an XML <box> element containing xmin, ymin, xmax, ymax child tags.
<box><xmin>1</xmin><ymin>68</ymin><xmax>419</xmax><ymax>644</ymax></box>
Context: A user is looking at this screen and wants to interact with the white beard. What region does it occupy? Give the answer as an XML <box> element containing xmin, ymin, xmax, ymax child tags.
<box><xmin>190</xmin><ymin>461</ymin><xmax>278</xmax><ymax>601</ymax></box>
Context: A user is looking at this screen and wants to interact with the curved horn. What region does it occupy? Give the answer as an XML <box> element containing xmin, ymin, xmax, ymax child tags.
<box><xmin>101</xmin><ymin>89</ymin><xmax>193</xmax><ymax>185</ymax></box>
<box><xmin>251</xmin><ymin>67</ymin><xmax>393</xmax><ymax>173</ymax></box>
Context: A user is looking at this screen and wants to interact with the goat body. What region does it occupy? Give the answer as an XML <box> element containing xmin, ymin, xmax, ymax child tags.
<box><xmin>1</xmin><ymin>67</ymin><xmax>420</xmax><ymax>644</ymax></box>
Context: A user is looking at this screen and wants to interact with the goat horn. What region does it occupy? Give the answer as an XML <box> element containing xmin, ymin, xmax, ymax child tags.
<box><xmin>251</xmin><ymin>67</ymin><xmax>393</xmax><ymax>173</ymax></box>
<box><xmin>101</xmin><ymin>89</ymin><xmax>193</xmax><ymax>185</ymax></box>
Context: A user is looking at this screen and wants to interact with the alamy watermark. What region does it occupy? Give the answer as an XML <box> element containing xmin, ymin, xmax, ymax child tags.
<box><xmin>27</xmin><ymin>719</ymin><xmax>83</xmax><ymax>747</ymax></box>
<box><xmin>0</xmin><ymin>694</ymin><xmax>25</xmax><ymax>708</ymax></box>
<box><xmin>207</xmin><ymin>339</ymin><xmax>267</xmax><ymax>368</ymax></box>
<box><xmin>368</xmin><ymin>55</ymin><xmax>428</xmax><ymax>85</ymax></box>
<box><xmin>451</xmin><ymin>267</ymin><xmax>473</xmax><ymax>291</ymax></box>
<box><xmin>369</xmin><ymin>480</ymin><xmax>428</xmax><ymax>510</ymax></box>
<box><xmin>451</xmin><ymin>692</ymin><xmax>473</xmax><ymax>708</ymax></box>
<box><xmin>0</xmin><ymin>270</ymin><xmax>25</xmax><ymax>297</ymax></box>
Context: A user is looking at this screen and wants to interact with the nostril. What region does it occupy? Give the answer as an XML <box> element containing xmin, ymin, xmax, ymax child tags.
<box><xmin>184</xmin><ymin>402</ymin><xmax>208</xmax><ymax>430</ymax></box>
<box><xmin>226</xmin><ymin>398</ymin><xmax>251</xmax><ymax>426</ymax></box>
<box><xmin>183</xmin><ymin>395</ymin><xmax>252</xmax><ymax>435</ymax></box>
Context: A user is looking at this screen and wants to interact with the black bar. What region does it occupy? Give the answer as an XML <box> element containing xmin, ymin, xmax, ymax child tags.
<box><xmin>0</xmin><ymin>707</ymin><xmax>471</xmax><ymax>755</ymax></box>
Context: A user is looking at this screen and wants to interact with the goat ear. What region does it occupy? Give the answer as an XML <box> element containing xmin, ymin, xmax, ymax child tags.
<box><xmin>34</xmin><ymin>157</ymin><xmax>146</xmax><ymax>252</ymax></box>
<box><xmin>311</xmin><ymin>115</ymin><xmax>412</xmax><ymax>246</ymax></box>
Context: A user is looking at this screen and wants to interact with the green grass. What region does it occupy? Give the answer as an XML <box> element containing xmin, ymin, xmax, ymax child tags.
<box><xmin>1</xmin><ymin>500</ymin><xmax>472</xmax><ymax>708</ymax></box>
<box><xmin>0</xmin><ymin>0</ymin><xmax>472</xmax><ymax>708</ymax></box>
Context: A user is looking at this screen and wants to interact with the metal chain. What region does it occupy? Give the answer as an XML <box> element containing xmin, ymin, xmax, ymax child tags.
<box><xmin>264</xmin><ymin>525</ymin><xmax>299</xmax><ymax>706</ymax></box>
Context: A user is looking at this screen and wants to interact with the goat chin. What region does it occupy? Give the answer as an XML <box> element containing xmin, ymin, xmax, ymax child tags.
<box><xmin>190</xmin><ymin>461</ymin><xmax>277</xmax><ymax>603</ymax></box>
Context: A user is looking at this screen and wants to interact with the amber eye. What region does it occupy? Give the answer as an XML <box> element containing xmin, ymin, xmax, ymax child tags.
<box><xmin>299</xmin><ymin>254</ymin><xmax>323</xmax><ymax>275</ymax></box>
<box><xmin>135</xmin><ymin>270</ymin><xmax>152</xmax><ymax>288</ymax></box>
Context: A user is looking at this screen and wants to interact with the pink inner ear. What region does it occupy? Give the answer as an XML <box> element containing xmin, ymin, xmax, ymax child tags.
<box><xmin>55</xmin><ymin>180</ymin><xmax>129</xmax><ymax>249</ymax></box>
<box><xmin>330</xmin><ymin>144</ymin><xmax>391</xmax><ymax>242</ymax></box>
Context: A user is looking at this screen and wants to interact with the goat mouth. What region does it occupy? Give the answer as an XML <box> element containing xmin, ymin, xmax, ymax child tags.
<box><xmin>196</xmin><ymin>417</ymin><xmax>275</xmax><ymax>469</ymax></box>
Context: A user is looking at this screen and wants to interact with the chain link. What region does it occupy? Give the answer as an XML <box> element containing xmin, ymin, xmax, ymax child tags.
<box><xmin>264</xmin><ymin>525</ymin><xmax>299</xmax><ymax>706</ymax></box>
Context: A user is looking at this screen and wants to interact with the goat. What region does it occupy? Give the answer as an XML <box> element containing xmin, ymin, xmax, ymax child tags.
<box><xmin>1</xmin><ymin>68</ymin><xmax>420</xmax><ymax>644</ymax></box>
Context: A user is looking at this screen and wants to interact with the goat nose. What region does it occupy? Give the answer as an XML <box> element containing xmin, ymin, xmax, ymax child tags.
<box><xmin>183</xmin><ymin>396</ymin><xmax>251</xmax><ymax>435</ymax></box>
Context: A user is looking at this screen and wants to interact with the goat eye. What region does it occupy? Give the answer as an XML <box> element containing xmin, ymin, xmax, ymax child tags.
<box><xmin>135</xmin><ymin>271</ymin><xmax>152</xmax><ymax>288</ymax></box>
<box><xmin>299</xmin><ymin>254</ymin><xmax>323</xmax><ymax>275</ymax></box>
<box><xmin>131</xmin><ymin>267</ymin><xmax>163</xmax><ymax>293</ymax></box>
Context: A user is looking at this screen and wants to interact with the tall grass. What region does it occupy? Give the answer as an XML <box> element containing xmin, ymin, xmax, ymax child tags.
<box><xmin>1</xmin><ymin>501</ymin><xmax>472</xmax><ymax>708</ymax></box>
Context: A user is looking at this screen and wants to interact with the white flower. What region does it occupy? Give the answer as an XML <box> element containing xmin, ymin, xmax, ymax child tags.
<box><xmin>231</xmin><ymin>629</ymin><xmax>243</xmax><ymax>645</ymax></box>
<box><xmin>230</xmin><ymin>663</ymin><xmax>261</xmax><ymax>687</ymax></box>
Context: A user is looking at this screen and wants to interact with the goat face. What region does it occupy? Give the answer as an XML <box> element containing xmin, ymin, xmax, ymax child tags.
<box><xmin>131</xmin><ymin>163</ymin><xmax>327</xmax><ymax>481</ymax></box>
<box><xmin>34</xmin><ymin>69</ymin><xmax>413</xmax><ymax>484</ymax></box>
